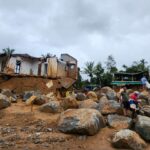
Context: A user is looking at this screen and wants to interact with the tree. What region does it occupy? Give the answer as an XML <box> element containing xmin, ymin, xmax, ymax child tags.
<box><xmin>74</xmin><ymin>68</ymin><xmax>83</xmax><ymax>89</ymax></box>
<box><xmin>105</xmin><ymin>55</ymin><xmax>117</xmax><ymax>73</ymax></box>
<box><xmin>2</xmin><ymin>47</ymin><xmax>15</xmax><ymax>71</ymax></box>
<box><xmin>83</xmin><ymin>61</ymin><xmax>95</xmax><ymax>82</ymax></box>
<box><xmin>123</xmin><ymin>59</ymin><xmax>150</xmax><ymax>73</ymax></box>
<box><xmin>41</xmin><ymin>53</ymin><xmax>55</xmax><ymax>62</ymax></box>
<box><xmin>93</xmin><ymin>62</ymin><xmax>104</xmax><ymax>85</ymax></box>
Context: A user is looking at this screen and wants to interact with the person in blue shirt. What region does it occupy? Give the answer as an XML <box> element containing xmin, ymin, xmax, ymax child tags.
<box><xmin>141</xmin><ymin>76</ymin><xmax>148</xmax><ymax>90</ymax></box>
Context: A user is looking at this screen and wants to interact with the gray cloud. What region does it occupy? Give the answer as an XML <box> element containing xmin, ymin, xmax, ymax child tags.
<box><xmin>0</xmin><ymin>0</ymin><xmax>150</xmax><ymax>70</ymax></box>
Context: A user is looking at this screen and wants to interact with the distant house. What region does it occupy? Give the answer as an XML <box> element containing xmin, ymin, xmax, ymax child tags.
<box><xmin>0</xmin><ymin>53</ymin><xmax>78</xmax><ymax>82</ymax></box>
<box><xmin>111</xmin><ymin>71</ymin><xmax>149</xmax><ymax>90</ymax></box>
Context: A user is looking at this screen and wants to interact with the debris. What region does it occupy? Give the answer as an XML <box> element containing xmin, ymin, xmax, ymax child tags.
<box><xmin>46</xmin><ymin>80</ymin><xmax>53</xmax><ymax>89</ymax></box>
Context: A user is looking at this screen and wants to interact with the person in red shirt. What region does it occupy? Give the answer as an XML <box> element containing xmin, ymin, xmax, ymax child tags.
<box><xmin>129</xmin><ymin>91</ymin><xmax>141</xmax><ymax>118</ymax></box>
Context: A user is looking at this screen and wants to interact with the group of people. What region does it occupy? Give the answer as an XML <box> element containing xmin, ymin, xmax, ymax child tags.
<box><xmin>119</xmin><ymin>86</ymin><xmax>142</xmax><ymax>118</ymax></box>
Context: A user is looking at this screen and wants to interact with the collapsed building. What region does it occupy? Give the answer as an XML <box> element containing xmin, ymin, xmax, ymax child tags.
<box><xmin>0</xmin><ymin>53</ymin><xmax>78</xmax><ymax>92</ymax></box>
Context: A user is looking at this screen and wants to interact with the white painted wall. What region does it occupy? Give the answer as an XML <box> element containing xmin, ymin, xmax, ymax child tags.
<box><xmin>8</xmin><ymin>56</ymin><xmax>40</xmax><ymax>75</ymax></box>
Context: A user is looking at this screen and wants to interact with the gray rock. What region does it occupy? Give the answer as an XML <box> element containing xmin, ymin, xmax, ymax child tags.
<box><xmin>101</xmin><ymin>87</ymin><xmax>117</xmax><ymax>100</ymax></box>
<box><xmin>1</xmin><ymin>89</ymin><xmax>14</xmax><ymax>97</ymax></box>
<box><xmin>33</xmin><ymin>95</ymin><xmax>46</xmax><ymax>105</ymax></box>
<box><xmin>79</xmin><ymin>99</ymin><xmax>99</xmax><ymax>110</ymax></box>
<box><xmin>106</xmin><ymin>92</ymin><xmax>117</xmax><ymax>100</ymax></box>
<box><xmin>141</xmin><ymin>105</ymin><xmax>150</xmax><ymax>117</ymax></box>
<box><xmin>0</xmin><ymin>94</ymin><xmax>11</xmax><ymax>109</ymax></box>
<box><xmin>58</xmin><ymin>108</ymin><xmax>106</xmax><ymax>135</ymax></box>
<box><xmin>76</xmin><ymin>93</ymin><xmax>86</xmax><ymax>101</ymax></box>
<box><xmin>61</xmin><ymin>96</ymin><xmax>78</xmax><ymax>110</ymax></box>
<box><xmin>107</xmin><ymin>114</ymin><xmax>132</xmax><ymax>129</ymax></box>
<box><xmin>112</xmin><ymin>129</ymin><xmax>147</xmax><ymax>150</ymax></box>
<box><xmin>99</xmin><ymin>99</ymin><xmax>122</xmax><ymax>115</ymax></box>
<box><xmin>135</xmin><ymin>115</ymin><xmax>150</xmax><ymax>141</ymax></box>
<box><xmin>23</xmin><ymin>91</ymin><xmax>34</xmax><ymax>101</ymax></box>
<box><xmin>39</xmin><ymin>101</ymin><xmax>62</xmax><ymax>113</ymax></box>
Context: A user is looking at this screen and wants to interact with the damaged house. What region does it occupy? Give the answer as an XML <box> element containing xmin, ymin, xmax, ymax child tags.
<box><xmin>0</xmin><ymin>53</ymin><xmax>78</xmax><ymax>88</ymax></box>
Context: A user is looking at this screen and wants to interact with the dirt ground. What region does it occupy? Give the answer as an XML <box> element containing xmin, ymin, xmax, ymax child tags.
<box><xmin>0</xmin><ymin>76</ymin><xmax>60</xmax><ymax>94</ymax></box>
<box><xmin>0</xmin><ymin>100</ymin><xmax>150</xmax><ymax>150</ymax></box>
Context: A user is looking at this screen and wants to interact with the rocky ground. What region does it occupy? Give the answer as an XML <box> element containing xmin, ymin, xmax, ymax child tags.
<box><xmin>0</xmin><ymin>87</ymin><xmax>150</xmax><ymax>150</ymax></box>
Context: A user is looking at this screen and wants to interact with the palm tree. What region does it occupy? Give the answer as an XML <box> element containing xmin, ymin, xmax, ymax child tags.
<box><xmin>2</xmin><ymin>47</ymin><xmax>15</xmax><ymax>71</ymax></box>
<box><xmin>84</xmin><ymin>61</ymin><xmax>95</xmax><ymax>82</ymax></box>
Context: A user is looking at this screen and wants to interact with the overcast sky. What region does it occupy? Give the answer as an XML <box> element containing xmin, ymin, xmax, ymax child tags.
<box><xmin>0</xmin><ymin>0</ymin><xmax>150</xmax><ymax>70</ymax></box>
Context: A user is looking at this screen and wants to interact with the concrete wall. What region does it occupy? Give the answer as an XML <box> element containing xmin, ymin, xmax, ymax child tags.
<box><xmin>57</xmin><ymin>60</ymin><xmax>66</xmax><ymax>78</ymax></box>
<box><xmin>61</xmin><ymin>54</ymin><xmax>77</xmax><ymax>64</ymax></box>
<box><xmin>8</xmin><ymin>57</ymin><xmax>40</xmax><ymax>75</ymax></box>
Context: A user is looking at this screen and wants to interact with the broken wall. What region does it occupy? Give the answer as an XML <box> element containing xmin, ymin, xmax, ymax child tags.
<box><xmin>8</xmin><ymin>57</ymin><xmax>40</xmax><ymax>75</ymax></box>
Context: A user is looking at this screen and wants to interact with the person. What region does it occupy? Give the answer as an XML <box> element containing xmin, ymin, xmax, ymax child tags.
<box><xmin>119</xmin><ymin>86</ymin><xmax>130</xmax><ymax>116</ymax></box>
<box><xmin>141</xmin><ymin>76</ymin><xmax>148</xmax><ymax>90</ymax></box>
<box><xmin>129</xmin><ymin>91</ymin><xmax>141</xmax><ymax>118</ymax></box>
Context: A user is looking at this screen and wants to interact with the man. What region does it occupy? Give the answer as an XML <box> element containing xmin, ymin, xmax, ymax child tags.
<box><xmin>119</xmin><ymin>86</ymin><xmax>130</xmax><ymax>116</ymax></box>
<box><xmin>141</xmin><ymin>76</ymin><xmax>148</xmax><ymax>90</ymax></box>
<box><xmin>129</xmin><ymin>91</ymin><xmax>141</xmax><ymax>118</ymax></box>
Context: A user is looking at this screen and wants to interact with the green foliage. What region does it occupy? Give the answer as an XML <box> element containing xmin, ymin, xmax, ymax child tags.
<box><xmin>105</xmin><ymin>55</ymin><xmax>118</xmax><ymax>73</ymax></box>
<box><xmin>74</xmin><ymin>68</ymin><xmax>83</xmax><ymax>89</ymax></box>
<box><xmin>123</xmin><ymin>59</ymin><xmax>150</xmax><ymax>73</ymax></box>
<box><xmin>2</xmin><ymin>47</ymin><xmax>15</xmax><ymax>71</ymax></box>
<box><xmin>93</xmin><ymin>62</ymin><xmax>104</xmax><ymax>85</ymax></box>
<box><xmin>83</xmin><ymin>61</ymin><xmax>95</xmax><ymax>82</ymax></box>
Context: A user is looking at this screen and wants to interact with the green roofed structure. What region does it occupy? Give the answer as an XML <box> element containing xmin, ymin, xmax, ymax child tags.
<box><xmin>112</xmin><ymin>71</ymin><xmax>149</xmax><ymax>89</ymax></box>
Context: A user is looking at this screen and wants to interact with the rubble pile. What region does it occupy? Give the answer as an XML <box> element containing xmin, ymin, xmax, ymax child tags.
<box><xmin>0</xmin><ymin>87</ymin><xmax>150</xmax><ymax>150</ymax></box>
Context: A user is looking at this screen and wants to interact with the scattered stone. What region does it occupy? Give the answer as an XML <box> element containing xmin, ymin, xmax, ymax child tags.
<box><xmin>58</xmin><ymin>108</ymin><xmax>106</xmax><ymax>135</ymax></box>
<box><xmin>23</xmin><ymin>91</ymin><xmax>35</xmax><ymax>101</ymax></box>
<box><xmin>61</xmin><ymin>96</ymin><xmax>78</xmax><ymax>110</ymax></box>
<box><xmin>39</xmin><ymin>101</ymin><xmax>62</xmax><ymax>113</ymax></box>
<box><xmin>9</xmin><ymin>96</ymin><xmax>17</xmax><ymax>103</ymax></box>
<box><xmin>76</xmin><ymin>93</ymin><xmax>87</xmax><ymax>101</ymax></box>
<box><xmin>87</xmin><ymin>91</ymin><xmax>98</xmax><ymax>102</ymax></box>
<box><xmin>0</xmin><ymin>94</ymin><xmax>11</xmax><ymax>109</ymax></box>
<box><xmin>99</xmin><ymin>99</ymin><xmax>122</xmax><ymax>115</ymax></box>
<box><xmin>135</xmin><ymin>115</ymin><xmax>150</xmax><ymax>141</ymax></box>
<box><xmin>112</xmin><ymin>129</ymin><xmax>147</xmax><ymax>150</ymax></box>
<box><xmin>79</xmin><ymin>99</ymin><xmax>99</xmax><ymax>110</ymax></box>
<box><xmin>140</xmin><ymin>105</ymin><xmax>150</xmax><ymax>117</ymax></box>
<box><xmin>33</xmin><ymin>95</ymin><xmax>46</xmax><ymax>105</ymax></box>
<box><xmin>107</xmin><ymin>114</ymin><xmax>132</xmax><ymax>129</ymax></box>
<box><xmin>101</xmin><ymin>87</ymin><xmax>117</xmax><ymax>100</ymax></box>
<box><xmin>1</xmin><ymin>89</ymin><xmax>14</xmax><ymax>97</ymax></box>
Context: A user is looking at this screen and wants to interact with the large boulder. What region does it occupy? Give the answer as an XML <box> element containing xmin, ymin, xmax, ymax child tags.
<box><xmin>101</xmin><ymin>87</ymin><xmax>117</xmax><ymax>100</ymax></box>
<box><xmin>0</xmin><ymin>94</ymin><xmax>11</xmax><ymax>109</ymax></box>
<box><xmin>112</xmin><ymin>129</ymin><xmax>147</xmax><ymax>150</ymax></box>
<box><xmin>76</xmin><ymin>93</ymin><xmax>87</xmax><ymax>101</ymax></box>
<box><xmin>140</xmin><ymin>105</ymin><xmax>150</xmax><ymax>117</ymax></box>
<box><xmin>58</xmin><ymin>109</ymin><xmax>106</xmax><ymax>135</ymax></box>
<box><xmin>87</xmin><ymin>91</ymin><xmax>98</xmax><ymax>102</ymax></box>
<box><xmin>135</xmin><ymin>115</ymin><xmax>150</xmax><ymax>141</ymax></box>
<box><xmin>107</xmin><ymin>114</ymin><xmax>132</xmax><ymax>130</ymax></box>
<box><xmin>39</xmin><ymin>101</ymin><xmax>62</xmax><ymax>113</ymax></box>
<box><xmin>99</xmin><ymin>98</ymin><xmax>122</xmax><ymax>115</ymax></box>
<box><xmin>61</xmin><ymin>96</ymin><xmax>78</xmax><ymax>110</ymax></box>
<box><xmin>79</xmin><ymin>99</ymin><xmax>99</xmax><ymax>110</ymax></box>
